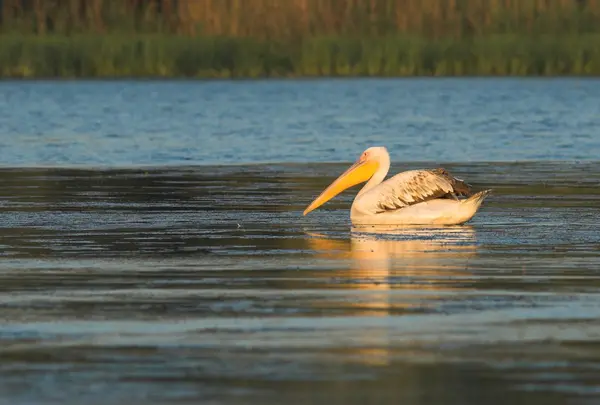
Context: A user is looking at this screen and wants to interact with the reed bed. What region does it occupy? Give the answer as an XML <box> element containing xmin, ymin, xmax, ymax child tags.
<box><xmin>2</xmin><ymin>0</ymin><xmax>600</xmax><ymax>77</ymax></box>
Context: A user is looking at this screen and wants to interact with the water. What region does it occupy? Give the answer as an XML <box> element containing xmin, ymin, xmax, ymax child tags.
<box><xmin>1</xmin><ymin>79</ymin><xmax>600</xmax><ymax>405</ymax></box>
<box><xmin>1</xmin><ymin>78</ymin><xmax>600</xmax><ymax>166</ymax></box>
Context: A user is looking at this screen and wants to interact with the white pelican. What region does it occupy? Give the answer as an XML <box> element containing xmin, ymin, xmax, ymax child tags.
<box><xmin>303</xmin><ymin>146</ymin><xmax>492</xmax><ymax>226</ymax></box>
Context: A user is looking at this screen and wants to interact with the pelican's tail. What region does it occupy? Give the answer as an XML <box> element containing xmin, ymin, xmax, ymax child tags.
<box><xmin>462</xmin><ymin>189</ymin><xmax>492</xmax><ymax>209</ymax></box>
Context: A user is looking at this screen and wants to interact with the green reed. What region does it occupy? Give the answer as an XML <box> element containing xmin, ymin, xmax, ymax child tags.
<box><xmin>2</xmin><ymin>34</ymin><xmax>600</xmax><ymax>78</ymax></box>
<box><xmin>2</xmin><ymin>0</ymin><xmax>600</xmax><ymax>77</ymax></box>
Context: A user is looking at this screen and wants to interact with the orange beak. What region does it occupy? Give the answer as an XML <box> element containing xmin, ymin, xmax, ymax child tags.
<box><xmin>303</xmin><ymin>158</ymin><xmax>379</xmax><ymax>215</ymax></box>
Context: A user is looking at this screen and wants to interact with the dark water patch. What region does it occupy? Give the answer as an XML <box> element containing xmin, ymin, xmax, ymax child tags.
<box><xmin>0</xmin><ymin>162</ymin><xmax>599</xmax><ymax>404</ymax></box>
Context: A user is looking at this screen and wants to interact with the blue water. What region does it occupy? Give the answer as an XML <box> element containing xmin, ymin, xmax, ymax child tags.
<box><xmin>2</xmin><ymin>79</ymin><xmax>600</xmax><ymax>405</ymax></box>
<box><xmin>1</xmin><ymin>78</ymin><xmax>599</xmax><ymax>166</ymax></box>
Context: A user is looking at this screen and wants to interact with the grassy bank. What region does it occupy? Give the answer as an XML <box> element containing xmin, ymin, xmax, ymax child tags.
<box><xmin>2</xmin><ymin>34</ymin><xmax>600</xmax><ymax>78</ymax></box>
<box><xmin>2</xmin><ymin>0</ymin><xmax>600</xmax><ymax>78</ymax></box>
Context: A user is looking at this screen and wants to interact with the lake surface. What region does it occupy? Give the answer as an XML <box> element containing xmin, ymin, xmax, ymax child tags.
<box><xmin>1</xmin><ymin>78</ymin><xmax>600</xmax><ymax>166</ymax></box>
<box><xmin>1</xmin><ymin>79</ymin><xmax>600</xmax><ymax>405</ymax></box>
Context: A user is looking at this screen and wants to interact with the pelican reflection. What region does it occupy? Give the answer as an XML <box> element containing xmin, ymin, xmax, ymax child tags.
<box><xmin>305</xmin><ymin>226</ymin><xmax>479</xmax><ymax>365</ymax></box>
<box><xmin>307</xmin><ymin>225</ymin><xmax>478</xmax><ymax>292</ymax></box>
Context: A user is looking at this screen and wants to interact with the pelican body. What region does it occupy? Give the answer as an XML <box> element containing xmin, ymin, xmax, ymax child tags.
<box><xmin>303</xmin><ymin>146</ymin><xmax>491</xmax><ymax>226</ymax></box>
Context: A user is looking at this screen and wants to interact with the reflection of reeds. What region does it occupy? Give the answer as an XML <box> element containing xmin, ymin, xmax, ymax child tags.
<box><xmin>2</xmin><ymin>0</ymin><xmax>600</xmax><ymax>77</ymax></box>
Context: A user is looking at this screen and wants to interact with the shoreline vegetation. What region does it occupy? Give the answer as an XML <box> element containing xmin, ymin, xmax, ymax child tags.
<box><xmin>2</xmin><ymin>0</ymin><xmax>600</xmax><ymax>78</ymax></box>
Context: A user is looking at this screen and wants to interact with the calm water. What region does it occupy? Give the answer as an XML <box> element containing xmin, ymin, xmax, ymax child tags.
<box><xmin>1</xmin><ymin>78</ymin><xmax>600</xmax><ymax>165</ymax></box>
<box><xmin>1</xmin><ymin>79</ymin><xmax>600</xmax><ymax>405</ymax></box>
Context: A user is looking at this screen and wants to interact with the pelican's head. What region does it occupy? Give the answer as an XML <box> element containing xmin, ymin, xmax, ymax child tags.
<box><xmin>303</xmin><ymin>146</ymin><xmax>387</xmax><ymax>216</ymax></box>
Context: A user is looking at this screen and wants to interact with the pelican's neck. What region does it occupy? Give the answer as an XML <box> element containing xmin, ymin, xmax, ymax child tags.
<box><xmin>356</xmin><ymin>152</ymin><xmax>390</xmax><ymax>198</ymax></box>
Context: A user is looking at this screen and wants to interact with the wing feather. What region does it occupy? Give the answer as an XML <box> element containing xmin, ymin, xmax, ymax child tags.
<box><xmin>369</xmin><ymin>168</ymin><xmax>473</xmax><ymax>213</ymax></box>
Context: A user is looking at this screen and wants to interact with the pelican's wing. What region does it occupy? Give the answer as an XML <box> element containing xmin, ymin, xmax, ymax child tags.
<box><xmin>370</xmin><ymin>168</ymin><xmax>473</xmax><ymax>213</ymax></box>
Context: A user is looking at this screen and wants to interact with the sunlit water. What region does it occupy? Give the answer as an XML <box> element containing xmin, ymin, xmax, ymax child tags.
<box><xmin>1</xmin><ymin>79</ymin><xmax>600</xmax><ymax>405</ymax></box>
